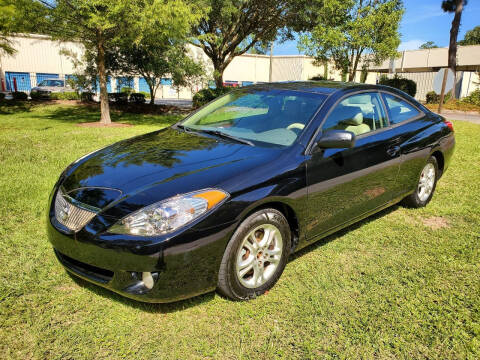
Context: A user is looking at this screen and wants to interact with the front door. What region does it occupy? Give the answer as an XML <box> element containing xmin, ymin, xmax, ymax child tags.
<box><xmin>305</xmin><ymin>92</ymin><xmax>402</xmax><ymax>239</ymax></box>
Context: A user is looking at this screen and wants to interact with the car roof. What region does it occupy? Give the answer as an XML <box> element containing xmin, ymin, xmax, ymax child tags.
<box><xmin>248</xmin><ymin>81</ymin><xmax>389</xmax><ymax>96</ymax></box>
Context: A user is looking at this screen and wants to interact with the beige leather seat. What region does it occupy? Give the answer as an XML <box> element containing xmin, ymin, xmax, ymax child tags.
<box><xmin>332</xmin><ymin>105</ymin><xmax>371</xmax><ymax>136</ymax></box>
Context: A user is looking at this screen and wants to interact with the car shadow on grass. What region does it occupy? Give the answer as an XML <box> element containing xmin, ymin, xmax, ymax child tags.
<box><xmin>67</xmin><ymin>274</ymin><xmax>216</xmax><ymax>313</ymax></box>
<box><xmin>65</xmin><ymin>204</ymin><xmax>400</xmax><ymax>313</ymax></box>
<box><xmin>289</xmin><ymin>205</ymin><xmax>399</xmax><ymax>263</ymax></box>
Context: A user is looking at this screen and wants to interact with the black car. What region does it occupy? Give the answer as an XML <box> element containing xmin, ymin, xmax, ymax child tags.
<box><xmin>47</xmin><ymin>82</ymin><xmax>455</xmax><ymax>302</ymax></box>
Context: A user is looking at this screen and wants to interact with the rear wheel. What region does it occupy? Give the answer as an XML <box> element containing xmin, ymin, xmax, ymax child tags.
<box><xmin>402</xmin><ymin>156</ymin><xmax>438</xmax><ymax>208</ymax></box>
<box><xmin>217</xmin><ymin>209</ymin><xmax>290</xmax><ymax>300</ymax></box>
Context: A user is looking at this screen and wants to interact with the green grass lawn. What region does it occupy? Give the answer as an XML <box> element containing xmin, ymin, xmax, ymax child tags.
<box><xmin>0</xmin><ymin>103</ymin><xmax>479</xmax><ymax>359</ymax></box>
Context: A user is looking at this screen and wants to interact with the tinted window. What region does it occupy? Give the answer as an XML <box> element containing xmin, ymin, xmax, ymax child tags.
<box><xmin>322</xmin><ymin>92</ymin><xmax>387</xmax><ymax>136</ymax></box>
<box><xmin>183</xmin><ymin>89</ymin><xmax>326</xmax><ymax>146</ymax></box>
<box><xmin>382</xmin><ymin>93</ymin><xmax>420</xmax><ymax>125</ymax></box>
<box><xmin>38</xmin><ymin>80</ymin><xmax>64</xmax><ymax>87</ymax></box>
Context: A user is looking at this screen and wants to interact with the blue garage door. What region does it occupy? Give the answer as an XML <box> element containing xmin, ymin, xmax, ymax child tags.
<box><xmin>95</xmin><ymin>76</ymin><xmax>112</xmax><ymax>93</ymax></box>
<box><xmin>65</xmin><ymin>74</ymin><xmax>76</xmax><ymax>83</ymax></box>
<box><xmin>161</xmin><ymin>78</ymin><xmax>172</xmax><ymax>86</ymax></box>
<box><xmin>5</xmin><ymin>72</ymin><xmax>32</xmax><ymax>92</ymax></box>
<box><xmin>139</xmin><ymin>78</ymin><xmax>150</xmax><ymax>93</ymax></box>
<box><xmin>36</xmin><ymin>73</ymin><xmax>59</xmax><ymax>86</ymax></box>
<box><xmin>116</xmin><ymin>77</ymin><xmax>134</xmax><ymax>92</ymax></box>
<box><xmin>139</xmin><ymin>77</ymin><xmax>172</xmax><ymax>92</ymax></box>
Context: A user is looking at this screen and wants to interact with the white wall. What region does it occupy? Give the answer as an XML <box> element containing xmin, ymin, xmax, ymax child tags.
<box><xmin>0</xmin><ymin>34</ymin><xmax>83</xmax><ymax>76</ymax></box>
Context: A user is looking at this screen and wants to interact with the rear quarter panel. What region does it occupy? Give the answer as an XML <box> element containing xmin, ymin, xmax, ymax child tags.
<box><xmin>396</xmin><ymin>112</ymin><xmax>455</xmax><ymax>195</ymax></box>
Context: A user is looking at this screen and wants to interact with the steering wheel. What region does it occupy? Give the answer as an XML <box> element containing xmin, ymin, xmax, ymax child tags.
<box><xmin>286</xmin><ymin>123</ymin><xmax>305</xmax><ymax>134</ymax></box>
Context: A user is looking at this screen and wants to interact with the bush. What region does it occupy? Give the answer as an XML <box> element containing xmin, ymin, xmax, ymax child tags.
<box><xmin>0</xmin><ymin>92</ymin><xmax>6</xmax><ymax>101</ymax></box>
<box><xmin>30</xmin><ymin>91</ymin><xmax>43</xmax><ymax>100</ymax></box>
<box><xmin>12</xmin><ymin>92</ymin><xmax>28</xmax><ymax>101</ymax></box>
<box><xmin>120</xmin><ymin>87</ymin><xmax>134</xmax><ymax>95</ymax></box>
<box><xmin>426</xmin><ymin>91</ymin><xmax>451</xmax><ymax>104</ymax></box>
<box><xmin>310</xmin><ymin>75</ymin><xmax>327</xmax><ymax>81</ymax></box>
<box><xmin>461</xmin><ymin>89</ymin><xmax>480</xmax><ymax>106</ymax></box>
<box><xmin>80</xmin><ymin>92</ymin><xmax>94</xmax><ymax>102</ymax></box>
<box><xmin>129</xmin><ymin>93</ymin><xmax>146</xmax><ymax>104</ymax></box>
<box><xmin>49</xmin><ymin>92</ymin><xmax>80</xmax><ymax>100</ymax></box>
<box><xmin>379</xmin><ymin>75</ymin><xmax>417</xmax><ymax>97</ymax></box>
<box><xmin>113</xmin><ymin>92</ymin><xmax>129</xmax><ymax>104</ymax></box>
<box><xmin>193</xmin><ymin>87</ymin><xmax>230</xmax><ymax>108</ymax></box>
<box><xmin>138</xmin><ymin>91</ymin><xmax>151</xmax><ymax>99</ymax></box>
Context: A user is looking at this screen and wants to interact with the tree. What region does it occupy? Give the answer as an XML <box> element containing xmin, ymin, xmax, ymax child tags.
<box><xmin>458</xmin><ymin>25</ymin><xmax>480</xmax><ymax>45</ymax></box>
<box><xmin>192</xmin><ymin>0</ymin><xmax>304</xmax><ymax>87</ymax></box>
<box><xmin>114</xmin><ymin>43</ymin><xmax>204</xmax><ymax>104</ymax></box>
<box><xmin>440</xmin><ymin>0</ymin><xmax>467</xmax><ymax>101</ymax></box>
<box><xmin>299</xmin><ymin>0</ymin><xmax>404</xmax><ymax>82</ymax></box>
<box><xmin>37</xmin><ymin>0</ymin><xmax>201</xmax><ymax>124</ymax></box>
<box><xmin>0</xmin><ymin>0</ymin><xmax>17</xmax><ymax>55</ymax></box>
<box><xmin>0</xmin><ymin>0</ymin><xmax>47</xmax><ymax>55</ymax></box>
<box><xmin>419</xmin><ymin>41</ymin><xmax>439</xmax><ymax>49</ymax></box>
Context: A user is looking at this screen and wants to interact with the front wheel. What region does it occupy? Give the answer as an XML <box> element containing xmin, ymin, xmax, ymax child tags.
<box><xmin>217</xmin><ymin>209</ymin><xmax>291</xmax><ymax>301</ymax></box>
<box><xmin>402</xmin><ymin>156</ymin><xmax>438</xmax><ymax>208</ymax></box>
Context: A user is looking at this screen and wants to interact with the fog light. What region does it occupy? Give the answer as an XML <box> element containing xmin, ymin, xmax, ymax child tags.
<box><xmin>142</xmin><ymin>272</ymin><xmax>155</xmax><ymax>290</ymax></box>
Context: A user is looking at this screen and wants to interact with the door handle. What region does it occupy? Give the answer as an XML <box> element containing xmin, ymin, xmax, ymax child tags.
<box><xmin>386</xmin><ymin>146</ymin><xmax>401</xmax><ymax>158</ymax></box>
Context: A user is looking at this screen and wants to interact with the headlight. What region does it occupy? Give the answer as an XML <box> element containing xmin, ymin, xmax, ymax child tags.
<box><xmin>108</xmin><ymin>189</ymin><xmax>229</xmax><ymax>236</ymax></box>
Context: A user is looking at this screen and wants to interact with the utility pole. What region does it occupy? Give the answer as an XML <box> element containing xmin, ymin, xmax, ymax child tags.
<box><xmin>438</xmin><ymin>68</ymin><xmax>449</xmax><ymax>114</ymax></box>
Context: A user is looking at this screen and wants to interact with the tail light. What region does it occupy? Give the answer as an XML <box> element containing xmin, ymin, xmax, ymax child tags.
<box><xmin>444</xmin><ymin>120</ymin><xmax>454</xmax><ymax>132</ymax></box>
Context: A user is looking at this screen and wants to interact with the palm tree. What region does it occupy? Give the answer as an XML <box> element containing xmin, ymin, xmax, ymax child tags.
<box><xmin>441</xmin><ymin>0</ymin><xmax>467</xmax><ymax>99</ymax></box>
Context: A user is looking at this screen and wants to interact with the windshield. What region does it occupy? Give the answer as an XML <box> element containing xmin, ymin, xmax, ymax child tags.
<box><xmin>182</xmin><ymin>88</ymin><xmax>326</xmax><ymax>147</ymax></box>
<box><xmin>38</xmin><ymin>80</ymin><xmax>64</xmax><ymax>87</ymax></box>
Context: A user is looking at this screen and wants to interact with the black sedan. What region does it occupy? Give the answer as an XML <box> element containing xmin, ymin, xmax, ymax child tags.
<box><xmin>47</xmin><ymin>82</ymin><xmax>455</xmax><ymax>302</ymax></box>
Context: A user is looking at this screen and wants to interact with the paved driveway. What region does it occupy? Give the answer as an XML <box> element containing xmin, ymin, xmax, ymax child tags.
<box><xmin>440</xmin><ymin>111</ymin><xmax>480</xmax><ymax>125</ymax></box>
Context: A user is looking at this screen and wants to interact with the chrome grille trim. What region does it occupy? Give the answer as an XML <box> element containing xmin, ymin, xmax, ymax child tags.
<box><xmin>54</xmin><ymin>190</ymin><xmax>98</xmax><ymax>231</ymax></box>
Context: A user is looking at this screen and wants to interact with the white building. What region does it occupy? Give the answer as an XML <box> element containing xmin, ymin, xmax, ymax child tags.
<box><xmin>1</xmin><ymin>34</ymin><xmax>479</xmax><ymax>102</ymax></box>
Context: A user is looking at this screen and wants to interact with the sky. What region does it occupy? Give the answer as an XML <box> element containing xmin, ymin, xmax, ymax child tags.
<box><xmin>274</xmin><ymin>0</ymin><xmax>480</xmax><ymax>55</ymax></box>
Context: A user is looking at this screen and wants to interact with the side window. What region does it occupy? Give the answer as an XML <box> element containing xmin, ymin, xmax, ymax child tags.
<box><xmin>382</xmin><ymin>93</ymin><xmax>421</xmax><ymax>125</ymax></box>
<box><xmin>322</xmin><ymin>92</ymin><xmax>387</xmax><ymax>136</ymax></box>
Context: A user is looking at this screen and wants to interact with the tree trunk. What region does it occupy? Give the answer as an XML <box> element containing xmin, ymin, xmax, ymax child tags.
<box><xmin>96</xmin><ymin>29</ymin><xmax>111</xmax><ymax>125</ymax></box>
<box><xmin>214</xmin><ymin>69</ymin><xmax>224</xmax><ymax>88</ymax></box>
<box><xmin>349</xmin><ymin>52</ymin><xmax>362</xmax><ymax>82</ymax></box>
<box><xmin>149</xmin><ymin>84</ymin><xmax>155</xmax><ymax>105</ymax></box>
<box><xmin>348</xmin><ymin>70</ymin><xmax>355</xmax><ymax>82</ymax></box>
<box><xmin>212</xmin><ymin>58</ymin><xmax>225</xmax><ymax>88</ymax></box>
<box><xmin>448</xmin><ymin>0</ymin><xmax>464</xmax><ymax>99</ymax></box>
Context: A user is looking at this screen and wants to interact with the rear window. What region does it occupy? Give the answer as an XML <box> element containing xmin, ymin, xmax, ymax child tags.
<box><xmin>382</xmin><ymin>93</ymin><xmax>421</xmax><ymax>125</ymax></box>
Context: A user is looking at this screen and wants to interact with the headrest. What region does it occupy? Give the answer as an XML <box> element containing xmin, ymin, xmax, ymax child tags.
<box><xmin>336</xmin><ymin>105</ymin><xmax>364</xmax><ymax>126</ymax></box>
<box><xmin>344</xmin><ymin>95</ymin><xmax>372</xmax><ymax>105</ymax></box>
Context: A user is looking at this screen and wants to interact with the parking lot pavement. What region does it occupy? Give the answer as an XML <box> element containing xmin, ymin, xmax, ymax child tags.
<box><xmin>154</xmin><ymin>99</ymin><xmax>193</xmax><ymax>108</ymax></box>
<box><xmin>441</xmin><ymin>111</ymin><xmax>480</xmax><ymax>125</ymax></box>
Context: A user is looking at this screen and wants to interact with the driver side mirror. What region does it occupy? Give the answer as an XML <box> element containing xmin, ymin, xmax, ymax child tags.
<box><xmin>314</xmin><ymin>130</ymin><xmax>356</xmax><ymax>150</ymax></box>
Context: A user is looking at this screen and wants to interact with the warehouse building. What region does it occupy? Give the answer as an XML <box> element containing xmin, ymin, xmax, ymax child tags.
<box><xmin>1</xmin><ymin>34</ymin><xmax>479</xmax><ymax>102</ymax></box>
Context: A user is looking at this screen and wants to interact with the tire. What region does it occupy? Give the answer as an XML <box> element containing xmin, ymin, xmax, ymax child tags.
<box><xmin>217</xmin><ymin>208</ymin><xmax>291</xmax><ymax>301</ymax></box>
<box><xmin>402</xmin><ymin>156</ymin><xmax>438</xmax><ymax>208</ymax></box>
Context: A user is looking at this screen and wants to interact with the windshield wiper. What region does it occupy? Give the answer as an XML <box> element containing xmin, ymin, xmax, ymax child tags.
<box><xmin>175</xmin><ymin>124</ymin><xmax>193</xmax><ymax>132</ymax></box>
<box><xmin>197</xmin><ymin>129</ymin><xmax>254</xmax><ymax>146</ymax></box>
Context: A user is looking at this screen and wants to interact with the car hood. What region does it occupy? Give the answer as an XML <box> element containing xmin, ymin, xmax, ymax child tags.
<box><xmin>32</xmin><ymin>86</ymin><xmax>63</xmax><ymax>92</ymax></box>
<box><xmin>60</xmin><ymin>127</ymin><xmax>274</xmax><ymax>211</ymax></box>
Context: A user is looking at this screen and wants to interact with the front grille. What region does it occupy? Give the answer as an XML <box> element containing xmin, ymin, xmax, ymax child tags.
<box><xmin>55</xmin><ymin>250</ymin><xmax>113</xmax><ymax>283</ymax></box>
<box><xmin>54</xmin><ymin>189</ymin><xmax>97</xmax><ymax>231</ymax></box>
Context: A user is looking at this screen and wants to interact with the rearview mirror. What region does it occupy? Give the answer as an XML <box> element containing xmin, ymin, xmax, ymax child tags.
<box><xmin>314</xmin><ymin>130</ymin><xmax>356</xmax><ymax>150</ymax></box>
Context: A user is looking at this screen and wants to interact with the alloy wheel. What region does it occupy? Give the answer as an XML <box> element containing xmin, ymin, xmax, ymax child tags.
<box><xmin>417</xmin><ymin>163</ymin><xmax>436</xmax><ymax>202</ymax></box>
<box><xmin>235</xmin><ymin>224</ymin><xmax>283</xmax><ymax>289</ymax></box>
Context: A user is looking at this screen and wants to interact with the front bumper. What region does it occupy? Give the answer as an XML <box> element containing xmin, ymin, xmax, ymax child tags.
<box><xmin>47</xmin><ymin>209</ymin><xmax>236</xmax><ymax>303</ymax></box>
